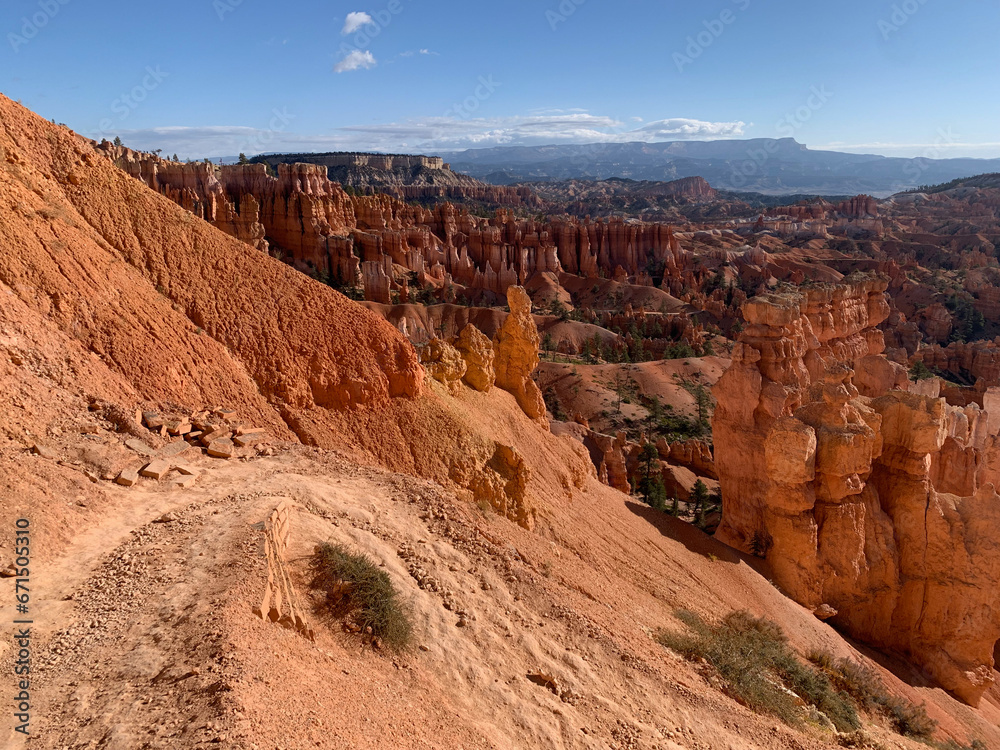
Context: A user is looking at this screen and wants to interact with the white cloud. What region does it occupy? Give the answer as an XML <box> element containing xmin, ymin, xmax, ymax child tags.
<box><xmin>341</xmin><ymin>12</ymin><xmax>373</xmax><ymax>35</ymax></box>
<box><xmin>528</xmin><ymin>107</ymin><xmax>588</xmax><ymax>115</ymax></box>
<box><xmin>89</xmin><ymin>113</ymin><xmax>751</xmax><ymax>159</ymax></box>
<box><xmin>334</xmin><ymin>49</ymin><xmax>377</xmax><ymax>73</ymax></box>
<box><xmin>631</xmin><ymin>118</ymin><xmax>746</xmax><ymax>139</ymax></box>
<box><xmin>399</xmin><ymin>49</ymin><xmax>437</xmax><ymax>59</ymax></box>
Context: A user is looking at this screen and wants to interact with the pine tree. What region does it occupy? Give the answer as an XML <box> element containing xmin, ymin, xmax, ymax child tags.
<box><xmin>637</xmin><ymin>443</ymin><xmax>666</xmax><ymax>511</ymax></box>
<box><xmin>909</xmin><ymin>360</ymin><xmax>933</xmax><ymax>382</ymax></box>
<box><xmin>541</xmin><ymin>332</ymin><xmax>555</xmax><ymax>354</ymax></box>
<box><xmin>690</xmin><ymin>480</ymin><xmax>710</xmax><ymax>528</ymax></box>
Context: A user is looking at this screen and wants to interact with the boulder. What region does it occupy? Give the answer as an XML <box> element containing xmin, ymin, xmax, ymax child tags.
<box><xmin>420</xmin><ymin>339</ymin><xmax>466</xmax><ymax>387</ymax></box>
<box><xmin>140</xmin><ymin>460</ymin><xmax>171</xmax><ymax>480</ymax></box>
<box><xmin>206</xmin><ymin>439</ymin><xmax>235</xmax><ymax>459</ymax></box>
<box><xmin>125</xmin><ymin>438</ymin><xmax>155</xmax><ymax>457</ymax></box>
<box><xmin>31</xmin><ymin>444</ymin><xmax>58</xmax><ymax>460</ymax></box>
<box><xmin>115</xmin><ymin>467</ymin><xmax>140</xmax><ymax>487</ymax></box>
<box><xmin>234</xmin><ymin>431</ymin><xmax>266</xmax><ymax>448</ymax></box>
<box><xmin>171</xmin><ymin>474</ymin><xmax>198</xmax><ymax>489</ymax></box>
<box><xmin>159</xmin><ymin>441</ymin><xmax>190</xmax><ymax>458</ymax></box>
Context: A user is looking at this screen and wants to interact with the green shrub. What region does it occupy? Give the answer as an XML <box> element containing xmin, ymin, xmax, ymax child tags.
<box><xmin>808</xmin><ymin>651</ymin><xmax>937</xmax><ymax>740</ymax></box>
<box><xmin>881</xmin><ymin>695</ymin><xmax>936</xmax><ymax>739</ymax></box>
<box><xmin>656</xmin><ymin>611</ymin><xmax>859</xmax><ymax>733</ymax></box>
<box><xmin>909</xmin><ymin>360</ymin><xmax>934</xmax><ymax>382</ymax></box>
<box><xmin>311</xmin><ymin>543</ymin><xmax>414</xmax><ymax>652</ymax></box>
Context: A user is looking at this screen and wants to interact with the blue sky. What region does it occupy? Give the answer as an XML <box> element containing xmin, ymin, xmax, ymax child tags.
<box><xmin>2</xmin><ymin>0</ymin><xmax>998</xmax><ymax>159</ymax></box>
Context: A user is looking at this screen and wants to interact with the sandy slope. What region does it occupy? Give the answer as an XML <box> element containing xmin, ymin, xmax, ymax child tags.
<box><xmin>536</xmin><ymin>357</ymin><xmax>731</xmax><ymax>435</ymax></box>
<box><xmin>3</xmin><ymin>425</ymin><xmax>997</xmax><ymax>749</ymax></box>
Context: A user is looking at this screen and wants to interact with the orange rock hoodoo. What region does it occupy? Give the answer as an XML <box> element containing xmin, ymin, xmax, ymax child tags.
<box><xmin>493</xmin><ymin>287</ymin><xmax>547</xmax><ymax>423</ymax></box>
<box><xmin>98</xmin><ymin>146</ymin><xmax>688</xmax><ymax>304</ymax></box>
<box><xmin>713</xmin><ymin>276</ymin><xmax>1000</xmax><ymax>706</ymax></box>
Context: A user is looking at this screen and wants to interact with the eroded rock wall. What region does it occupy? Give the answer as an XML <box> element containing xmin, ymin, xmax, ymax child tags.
<box><xmin>713</xmin><ymin>275</ymin><xmax>1000</xmax><ymax>706</ymax></box>
<box><xmin>96</xmin><ymin>145</ymin><xmax>691</xmax><ymax>302</ymax></box>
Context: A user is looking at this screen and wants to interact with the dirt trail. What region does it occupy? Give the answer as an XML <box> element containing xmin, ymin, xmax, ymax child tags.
<box><xmin>5</xmin><ymin>446</ymin><xmax>988</xmax><ymax>749</ymax></box>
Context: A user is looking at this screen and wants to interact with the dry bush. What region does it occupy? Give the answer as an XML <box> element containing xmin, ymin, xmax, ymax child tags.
<box><xmin>808</xmin><ymin>651</ymin><xmax>937</xmax><ymax>740</ymax></box>
<box><xmin>311</xmin><ymin>543</ymin><xmax>413</xmax><ymax>652</ymax></box>
<box><xmin>657</xmin><ymin>611</ymin><xmax>859</xmax><ymax>733</ymax></box>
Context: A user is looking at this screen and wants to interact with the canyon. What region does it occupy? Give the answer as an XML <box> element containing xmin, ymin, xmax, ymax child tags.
<box><xmin>102</xmin><ymin>136</ymin><xmax>1000</xmax><ymax>713</ymax></box>
<box><xmin>7</xmin><ymin>92</ymin><xmax>1000</xmax><ymax>748</ymax></box>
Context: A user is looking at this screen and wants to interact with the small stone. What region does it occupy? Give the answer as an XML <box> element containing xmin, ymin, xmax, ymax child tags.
<box><xmin>32</xmin><ymin>444</ymin><xmax>58</xmax><ymax>460</ymax></box>
<box><xmin>142</xmin><ymin>411</ymin><xmax>164</xmax><ymax>429</ymax></box>
<box><xmin>813</xmin><ymin>604</ymin><xmax>838</xmax><ymax>621</ymax></box>
<box><xmin>0</xmin><ymin>565</ymin><xmax>18</xmax><ymax>578</ymax></box>
<box><xmin>170</xmin><ymin>475</ymin><xmax>198</xmax><ymax>489</ymax></box>
<box><xmin>153</xmin><ymin>512</ymin><xmax>179</xmax><ymax>523</ymax></box>
<box><xmin>206</xmin><ymin>439</ymin><xmax>235</xmax><ymax>459</ymax></box>
<box><xmin>125</xmin><ymin>438</ymin><xmax>155</xmax><ymax>457</ymax></box>
<box><xmin>200</xmin><ymin>429</ymin><xmax>230</xmax><ymax>447</ymax></box>
<box><xmin>116</xmin><ymin>467</ymin><xmax>140</xmax><ymax>487</ymax></box>
<box><xmin>140</xmin><ymin>460</ymin><xmax>171</xmax><ymax>480</ymax></box>
<box><xmin>167</xmin><ymin>421</ymin><xmax>192</xmax><ymax>436</ymax></box>
<box><xmin>84</xmin><ymin>469</ymin><xmax>99</xmax><ymax>483</ymax></box>
<box><xmin>159</xmin><ymin>441</ymin><xmax>190</xmax><ymax>458</ymax></box>
<box><xmin>173</xmin><ymin>464</ymin><xmax>199</xmax><ymax>476</ymax></box>
<box><xmin>527</xmin><ymin>673</ymin><xmax>559</xmax><ymax>694</ymax></box>
<box><xmin>234</xmin><ymin>432</ymin><xmax>265</xmax><ymax>448</ymax></box>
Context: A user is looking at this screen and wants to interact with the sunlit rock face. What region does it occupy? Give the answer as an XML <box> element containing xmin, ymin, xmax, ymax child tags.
<box><xmin>714</xmin><ymin>276</ymin><xmax>1000</xmax><ymax>707</ymax></box>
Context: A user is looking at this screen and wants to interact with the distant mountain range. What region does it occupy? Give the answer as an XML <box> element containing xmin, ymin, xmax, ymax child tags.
<box><xmin>444</xmin><ymin>139</ymin><xmax>1000</xmax><ymax>197</ymax></box>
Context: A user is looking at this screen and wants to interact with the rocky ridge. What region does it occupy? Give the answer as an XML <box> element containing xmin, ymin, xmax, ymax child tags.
<box><xmin>250</xmin><ymin>151</ymin><xmax>540</xmax><ymax>207</ymax></box>
<box><xmin>0</xmin><ymin>95</ymin><xmax>590</xmax><ymax>536</ymax></box>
